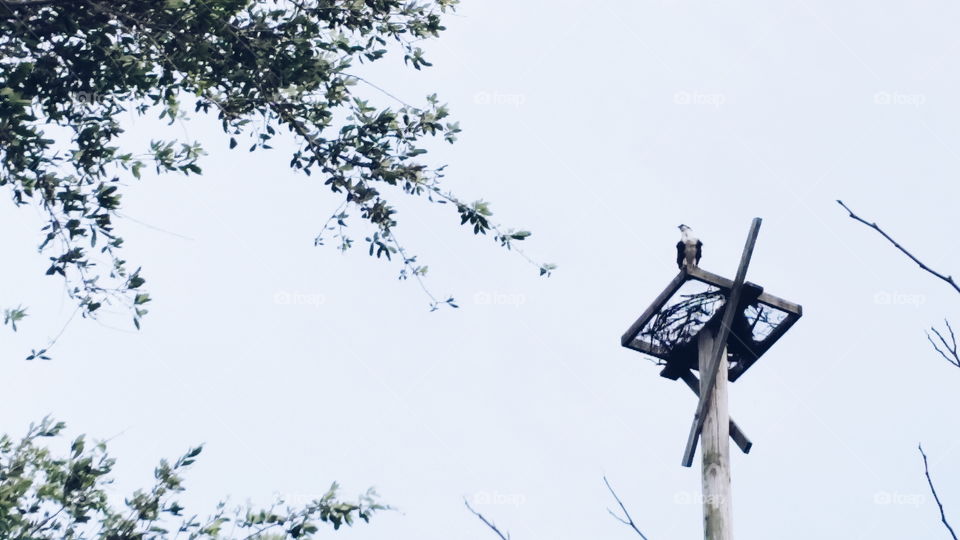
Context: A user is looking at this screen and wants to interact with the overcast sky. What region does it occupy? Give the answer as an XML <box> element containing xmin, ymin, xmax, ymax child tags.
<box><xmin>3</xmin><ymin>1</ymin><xmax>960</xmax><ymax>539</ymax></box>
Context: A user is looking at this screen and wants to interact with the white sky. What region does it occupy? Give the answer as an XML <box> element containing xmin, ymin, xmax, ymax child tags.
<box><xmin>3</xmin><ymin>1</ymin><xmax>960</xmax><ymax>539</ymax></box>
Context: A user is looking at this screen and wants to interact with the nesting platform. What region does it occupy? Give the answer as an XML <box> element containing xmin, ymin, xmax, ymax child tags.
<box><xmin>620</xmin><ymin>266</ymin><xmax>802</xmax><ymax>382</ymax></box>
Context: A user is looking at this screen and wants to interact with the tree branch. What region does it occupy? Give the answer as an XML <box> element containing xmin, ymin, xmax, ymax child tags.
<box><xmin>464</xmin><ymin>499</ymin><xmax>510</xmax><ymax>540</ymax></box>
<box><xmin>838</xmin><ymin>201</ymin><xmax>960</xmax><ymax>366</ymax></box>
<box><xmin>920</xmin><ymin>444</ymin><xmax>958</xmax><ymax>540</ymax></box>
<box><xmin>837</xmin><ymin>200</ymin><xmax>960</xmax><ymax>295</ymax></box>
<box><xmin>0</xmin><ymin>0</ymin><xmax>73</xmax><ymax>14</ymax></box>
<box><xmin>603</xmin><ymin>476</ymin><xmax>650</xmax><ymax>540</ymax></box>
<box><xmin>0</xmin><ymin>0</ymin><xmax>67</xmax><ymax>6</ymax></box>
<box><xmin>927</xmin><ymin>320</ymin><xmax>960</xmax><ymax>369</ymax></box>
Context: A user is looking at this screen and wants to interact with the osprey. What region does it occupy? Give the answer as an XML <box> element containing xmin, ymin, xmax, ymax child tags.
<box><xmin>676</xmin><ymin>224</ymin><xmax>703</xmax><ymax>269</ymax></box>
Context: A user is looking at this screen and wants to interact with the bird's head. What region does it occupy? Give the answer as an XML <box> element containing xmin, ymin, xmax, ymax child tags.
<box><xmin>678</xmin><ymin>224</ymin><xmax>691</xmax><ymax>231</ymax></box>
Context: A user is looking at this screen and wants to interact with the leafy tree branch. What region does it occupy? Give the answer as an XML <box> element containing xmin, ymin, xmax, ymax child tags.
<box><xmin>0</xmin><ymin>417</ymin><xmax>384</xmax><ymax>539</ymax></box>
<box><xmin>0</xmin><ymin>0</ymin><xmax>552</xmax><ymax>333</ymax></box>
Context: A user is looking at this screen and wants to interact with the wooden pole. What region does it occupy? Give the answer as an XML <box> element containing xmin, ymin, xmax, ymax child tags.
<box><xmin>699</xmin><ymin>328</ymin><xmax>732</xmax><ymax>540</ymax></box>
<box><xmin>678</xmin><ymin>370</ymin><xmax>752</xmax><ymax>454</ymax></box>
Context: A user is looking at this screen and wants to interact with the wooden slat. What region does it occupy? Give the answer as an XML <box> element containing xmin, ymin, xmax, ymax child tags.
<box><xmin>728</xmin><ymin>312</ymin><xmax>801</xmax><ymax>382</ymax></box>
<box><xmin>620</xmin><ymin>270</ymin><xmax>688</xmax><ymax>347</ymax></box>
<box><xmin>686</xmin><ymin>266</ymin><xmax>802</xmax><ymax>316</ymax></box>
<box><xmin>627</xmin><ymin>339</ymin><xmax>671</xmax><ymax>359</ymax></box>
<box><xmin>682</xmin><ymin>218</ymin><xmax>762</xmax><ymax>467</ymax></box>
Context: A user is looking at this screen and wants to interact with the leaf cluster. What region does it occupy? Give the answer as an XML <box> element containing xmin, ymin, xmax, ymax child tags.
<box><xmin>0</xmin><ymin>417</ymin><xmax>383</xmax><ymax>539</ymax></box>
<box><xmin>1</xmin><ymin>0</ymin><xmax>548</xmax><ymax>325</ymax></box>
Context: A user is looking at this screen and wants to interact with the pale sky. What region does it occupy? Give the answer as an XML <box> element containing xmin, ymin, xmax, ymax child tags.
<box><xmin>3</xmin><ymin>1</ymin><xmax>960</xmax><ymax>539</ymax></box>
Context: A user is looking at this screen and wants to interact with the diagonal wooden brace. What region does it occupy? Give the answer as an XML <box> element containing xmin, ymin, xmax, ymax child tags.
<box><xmin>682</xmin><ymin>217</ymin><xmax>762</xmax><ymax>467</ymax></box>
<box><xmin>678</xmin><ymin>370</ymin><xmax>752</xmax><ymax>454</ymax></box>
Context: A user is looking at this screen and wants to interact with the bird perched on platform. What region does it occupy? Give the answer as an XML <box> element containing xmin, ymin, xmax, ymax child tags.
<box><xmin>676</xmin><ymin>224</ymin><xmax>703</xmax><ymax>269</ymax></box>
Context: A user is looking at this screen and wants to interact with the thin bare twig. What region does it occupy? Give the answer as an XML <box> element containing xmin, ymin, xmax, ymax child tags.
<box><xmin>464</xmin><ymin>499</ymin><xmax>510</xmax><ymax>540</ymax></box>
<box><xmin>837</xmin><ymin>201</ymin><xmax>960</xmax><ymax>366</ymax></box>
<box><xmin>920</xmin><ymin>444</ymin><xmax>958</xmax><ymax>540</ymax></box>
<box><xmin>927</xmin><ymin>320</ymin><xmax>960</xmax><ymax>369</ymax></box>
<box><xmin>603</xmin><ymin>476</ymin><xmax>650</xmax><ymax>540</ymax></box>
<box><xmin>837</xmin><ymin>200</ymin><xmax>960</xmax><ymax>295</ymax></box>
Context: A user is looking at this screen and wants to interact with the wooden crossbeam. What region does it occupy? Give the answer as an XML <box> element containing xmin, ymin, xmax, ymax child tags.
<box><xmin>678</xmin><ymin>370</ymin><xmax>752</xmax><ymax>454</ymax></box>
<box><xmin>681</xmin><ymin>218</ymin><xmax>762</xmax><ymax>467</ymax></box>
<box><xmin>620</xmin><ymin>270</ymin><xmax>687</xmax><ymax>347</ymax></box>
<box><xmin>728</xmin><ymin>310</ymin><xmax>801</xmax><ymax>382</ymax></box>
<box><xmin>685</xmin><ymin>266</ymin><xmax>802</xmax><ymax>316</ymax></box>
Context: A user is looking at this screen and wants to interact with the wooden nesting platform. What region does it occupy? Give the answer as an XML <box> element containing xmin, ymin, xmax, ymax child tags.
<box><xmin>620</xmin><ymin>266</ymin><xmax>802</xmax><ymax>382</ymax></box>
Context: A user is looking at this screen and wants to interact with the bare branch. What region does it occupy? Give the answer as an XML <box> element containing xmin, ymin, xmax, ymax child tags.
<box><xmin>603</xmin><ymin>476</ymin><xmax>650</xmax><ymax>540</ymax></box>
<box><xmin>837</xmin><ymin>200</ymin><xmax>960</xmax><ymax>295</ymax></box>
<box><xmin>838</xmin><ymin>202</ymin><xmax>960</xmax><ymax>366</ymax></box>
<box><xmin>920</xmin><ymin>444</ymin><xmax>958</xmax><ymax>540</ymax></box>
<box><xmin>464</xmin><ymin>499</ymin><xmax>510</xmax><ymax>540</ymax></box>
<box><xmin>927</xmin><ymin>320</ymin><xmax>960</xmax><ymax>369</ymax></box>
